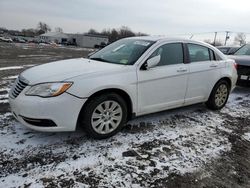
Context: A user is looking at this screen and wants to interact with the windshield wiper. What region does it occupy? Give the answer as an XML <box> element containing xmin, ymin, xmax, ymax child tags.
<box><xmin>89</xmin><ymin>57</ymin><xmax>111</xmax><ymax>63</ymax></box>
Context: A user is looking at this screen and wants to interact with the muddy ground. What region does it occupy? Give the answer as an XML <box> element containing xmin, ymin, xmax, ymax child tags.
<box><xmin>0</xmin><ymin>42</ymin><xmax>249</xmax><ymax>188</ymax></box>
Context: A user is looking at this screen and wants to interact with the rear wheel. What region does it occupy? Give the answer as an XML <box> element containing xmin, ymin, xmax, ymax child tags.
<box><xmin>206</xmin><ymin>80</ymin><xmax>230</xmax><ymax>110</ymax></box>
<box><xmin>80</xmin><ymin>93</ymin><xmax>127</xmax><ymax>139</ymax></box>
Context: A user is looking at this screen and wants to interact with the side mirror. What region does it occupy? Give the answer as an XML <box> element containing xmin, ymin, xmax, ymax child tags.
<box><xmin>145</xmin><ymin>55</ymin><xmax>161</xmax><ymax>70</ymax></box>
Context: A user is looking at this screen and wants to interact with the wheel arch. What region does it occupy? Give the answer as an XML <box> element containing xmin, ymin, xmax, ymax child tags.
<box><xmin>208</xmin><ymin>77</ymin><xmax>232</xmax><ymax>98</ymax></box>
<box><xmin>76</xmin><ymin>88</ymin><xmax>134</xmax><ymax>129</ymax></box>
<box><xmin>206</xmin><ymin>77</ymin><xmax>232</xmax><ymax>110</ymax></box>
<box><xmin>217</xmin><ymin>77</ymin><xmax>232</xmax><ymax>90</ymax></box>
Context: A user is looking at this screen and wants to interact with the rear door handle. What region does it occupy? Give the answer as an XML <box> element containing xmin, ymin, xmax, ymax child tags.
<box><xmin>177</xmin><ymin>68</ymin><xmax>188</xmax><ymax>72</ymax></box>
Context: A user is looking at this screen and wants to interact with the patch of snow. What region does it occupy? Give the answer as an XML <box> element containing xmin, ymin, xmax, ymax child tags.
<box><xmin>0</xmin><ymin>87</ymin><xmax>10</xmax><ymax>92</ymax></box>
<box><xmin>18</xmin><ymin>55</ymin><xmax>50</xmax><ymax>58</ymax></box>
<box><xmin>0</xmin><ymin>99</ymin><xmax>8</xmax><ymax>103</ymax></box>
<box><xmin>0</xmin><ymin>109</ymin><xmax>233</xmax><ymax>187</ymax></box>
<box><xmin>0</xmin><ymin>66</ymin><xmax>24</xmax><ymax>71</ymax></box>
<box><xmin>243</xmin><ymin>133</ymin><xmax>250</xmax><ymax>141</ymax></box>
<box><xmin>0</xmin><ymin>64</ymin><xmax>36</xmax><ymax>72</ymax></box>
<box><xmin>2</xmin><ymin>75</ymin><xmax>18</xmax><ymax>80</ymax></box>
<box><xmin>0</xmin><ymin>93</ymin><xmax>8</xmax><ymax>99</ymax></box>
<box><xmin>0</xmin><ymin>174</ymin><xmax>44</xmax><ymax>188</ymax></box>
<box><xmin>0</xmin><ymin>112</ymin><xmax>12</xmax><ymax>119</ymax></box>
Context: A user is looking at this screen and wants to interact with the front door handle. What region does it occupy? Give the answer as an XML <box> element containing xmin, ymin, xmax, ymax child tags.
<box><xmin>177</xmin><ymin>68</ymin><xmax>188</xmax><ymax>72</ymax></box>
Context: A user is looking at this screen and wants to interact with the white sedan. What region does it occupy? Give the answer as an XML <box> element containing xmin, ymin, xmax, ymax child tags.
<box><xmin>9</xmin><ymin>37</ymin><xmax>238</xmax><ymax>139</ymax></box>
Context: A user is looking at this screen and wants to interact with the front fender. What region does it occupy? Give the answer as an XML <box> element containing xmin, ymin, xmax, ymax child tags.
<box><xmin>66</xmin><ymin>69</ymin><xmax>138</xmax><ymax>113</ymax></box>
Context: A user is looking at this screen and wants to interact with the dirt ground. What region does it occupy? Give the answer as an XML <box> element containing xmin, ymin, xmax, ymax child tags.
<box><xmin>0</xmin><ymin>42</ymin><xmax>249</xmax><ymax>188</ymax></box>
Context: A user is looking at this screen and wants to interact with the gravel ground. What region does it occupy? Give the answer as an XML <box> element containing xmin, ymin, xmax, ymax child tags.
<box><xmin>0</xmin><ymin>42</ymin><xmax>249</xmax><ymax>188</ymax></box>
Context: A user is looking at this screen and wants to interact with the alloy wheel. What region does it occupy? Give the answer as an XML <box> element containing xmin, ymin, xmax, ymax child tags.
<box><xmin>91</xmin><ymin>100</ymin><xmax>123</xmax><ymax>134</ymax></box>
<box><xmin>215</xmin><ymin>84</ymin><xmax>228</xmax><ymax>107</ymax></box>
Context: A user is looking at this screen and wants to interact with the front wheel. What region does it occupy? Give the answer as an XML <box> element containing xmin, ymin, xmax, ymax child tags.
<box><xmin>206</xmin><ymin>80</ymin><xmax>230</xmax><ymax>110</ymax></box>
<box><xmin>80</xmin><ymin>93</ymin><xmax>127</xmax><ymax>139</ymax></box>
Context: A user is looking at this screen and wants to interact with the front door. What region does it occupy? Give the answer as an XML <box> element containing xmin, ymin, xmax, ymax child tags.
<box><xmin>137</xmin><ymin>43</ymin><xmax>189</xmax><ymax>115</ymax></box>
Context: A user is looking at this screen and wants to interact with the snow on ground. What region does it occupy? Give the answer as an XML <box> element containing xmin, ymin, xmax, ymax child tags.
<box><xmin>0</xmin><ymin>86</ymin><xmax>249</xmax><ymax>187</ymax></box>
<box><xmin>0</xmin><ymin>64</ymin><xmax>36</xmax><ymax>71</ymax></box>
<box><xmin>243</xmin><ymin>133</ymin><xmax>250</xmax><ymax>142</ymax></box>
<box><xmin>18</xmin><ymin>55</ymin><xmax>51</xmax><ymax>58</ymax></box>
<box><xmin>2</xmin><ymin>75</ymin><xmax>18</xmax><ymax>80</ymax></box>
<box><xmin>0</xmin><ymin>66</ymin><xmax>24</xmax><ymax>71</ymax></box>
<box><xmin>0</xmin><ymin>87</ymin><xmax>10</xmax><ymax>104</ymax></box>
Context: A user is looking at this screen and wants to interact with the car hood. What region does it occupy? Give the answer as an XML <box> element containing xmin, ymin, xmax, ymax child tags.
<box><xmin>227</xmin><ymin>55</ymin><xmax>250</xmax><ymax>66</ymax></box>
<box><xmin>21</xmin><ymin>58</ymin><xmax>126</xmax><ymax>85</ymax></box>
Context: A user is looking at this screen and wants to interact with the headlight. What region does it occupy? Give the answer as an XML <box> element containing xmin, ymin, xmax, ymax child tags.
<box><xmin>25</xmin><ymin>82</ymin><xmax>73</xmax><ymax>97</ymax></box>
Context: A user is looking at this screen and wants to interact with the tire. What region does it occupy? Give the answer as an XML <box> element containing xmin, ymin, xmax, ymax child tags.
<box><xmin>206</xmin><ymin>80</ymin><xmax>230</xmax><ymax>110</ymax></box>
<box><xmin>80</xmin><ymin>93</ymin><xmax>128</xmax><ymax>139</ymax></box>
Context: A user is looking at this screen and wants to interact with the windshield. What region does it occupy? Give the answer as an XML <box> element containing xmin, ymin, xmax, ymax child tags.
<box><xmin>234</xmin><ymin>44</ymin><xmax>250</xmax><ymax>55</ymax></box>
<box><xmin>89</xmin><ymin>38</ymin><xmax>154</xmax><ymax>65</ymax></box>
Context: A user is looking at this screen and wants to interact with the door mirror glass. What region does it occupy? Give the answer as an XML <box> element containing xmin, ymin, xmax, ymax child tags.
<box><xmin>146</xmin><ymin>55</ymin><xmax>161</xmax><ymax>69</ymax></box>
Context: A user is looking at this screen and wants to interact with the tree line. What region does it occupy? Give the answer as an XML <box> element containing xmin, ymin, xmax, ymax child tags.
<box><xmin>87</xmin><ymin>26</ymin><xmax>147</xmax><ymax>43</ymax></box>
<box><xmin>0</xmin><ymin>22</ymin><xmax>56</xmax><ymax>37</ymax></box>
<box><xmin>0</xmin><ymin>22</ymin><xmax>147</xmax><ymax>42</ymax></box>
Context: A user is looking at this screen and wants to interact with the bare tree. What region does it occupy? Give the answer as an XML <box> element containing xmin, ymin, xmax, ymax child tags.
<box><xmin>136</xmin><ymin>32</ymin><xmax>148</xmax><ymax>36</ymax></box>
<box><xmin>87</xmin><ymin>28</ymin><xmax>98</xmax><ymax>35</ymax></box>
<box><xmin>110</xmin><ymin>29</ymin><xmax>119</xmax><ymax>42</ymax></box>
<box><xmin>234</xmin><ymin>33</ymin><xmax>246</xmax><ymax>46</ymax></box>
<box><xmin>87</xmin><ymin>26</ymin><xmax>147</xmax><ymax>43</ymax></box>
<box><xmin>37</xmin><ymin>22</ymin><xmax>51</xmax><ymax>34</ymax></box>
<box><xmin>55</xmin><ymin>27</ymin><xmax>63</xmax><ymax>33</ymax></box>
<box><xmin>21</xmin><ymin>28</ymin><xmax>37</xmax><ymax>37</ymax></box>
<box><xmin>119</xmin><ymin>26</ymin><xmax>135</xmax><ymax>38</ymax></box>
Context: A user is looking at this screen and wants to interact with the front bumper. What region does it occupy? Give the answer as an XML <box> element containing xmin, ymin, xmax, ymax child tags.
<box><xmin>9</xmin><ymin>88</ymin><xmax>87</xmax><ymax>132</ymax></box>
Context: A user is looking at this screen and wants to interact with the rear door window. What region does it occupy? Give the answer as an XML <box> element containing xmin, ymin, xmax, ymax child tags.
<box><xmin>188</xmin><ymin>44</ymin><xmax>210</xmax><ymax>62</ymax></box>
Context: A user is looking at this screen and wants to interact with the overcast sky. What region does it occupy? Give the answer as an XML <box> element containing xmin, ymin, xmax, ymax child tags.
<box><xmin>1</xmin><ymin>0</ymin><xmax>250</xmax><ymax>41</ymax></box>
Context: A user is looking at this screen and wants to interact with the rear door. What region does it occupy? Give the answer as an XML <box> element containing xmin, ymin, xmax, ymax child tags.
<box><xmin>185</xmin><ymin>43</ymin><xmax>223</xmax><ymax>105</ymax></box>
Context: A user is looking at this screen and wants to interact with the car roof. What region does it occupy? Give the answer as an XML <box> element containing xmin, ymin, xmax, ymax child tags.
<box><xmin>126</xmin><ymin>36</ymin><xmax>227</xmax><ymax>60</ymax></box>
<box><xmin>127</xmin><ymin>36</ymin><xmax>194</xmax><ymax>42</ymax></box>
<box><xmin>126</xmin><ymin>36</ymin><xmax>214</xmax><ymax>46</ymax></box>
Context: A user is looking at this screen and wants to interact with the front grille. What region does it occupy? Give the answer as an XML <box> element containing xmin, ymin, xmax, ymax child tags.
<box><xmin>10</xmin><ymin>76</ymin><xmax>29</xmax><ymax>99</ymax></box>
<box><xmin>237</xmin><ymin>65</ymin><xmax>250</xmax><ymax>76</ymax></box>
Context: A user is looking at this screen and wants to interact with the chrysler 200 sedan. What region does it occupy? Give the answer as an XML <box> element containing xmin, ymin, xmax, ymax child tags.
<box><xmin>9</xmin><ymin>37</ymin><xmax>238</xmax><ymax>139</ymax></box>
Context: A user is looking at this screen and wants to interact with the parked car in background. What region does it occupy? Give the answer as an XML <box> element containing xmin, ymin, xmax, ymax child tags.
<box><xmin>217</xmin><ymin>46</ymin><xmax>240</xmax><ymax>55</ymax></box>
<box><xmin>13</xmin><ymin>37</ymin><xmax>26</xmax><ymax>43</ymax></box>
<box><xmin>0</xmin><ymin>36</ymin><xmax>13</xmax><ymax>43</ymax></box>
<box><xmin>228</xmin><ymin>44</ymin><xmax>250</xmax><ymax>86</ymax></box>
<box><xmin>9</xmin><ymin>37</ymin><xmax>237</xmax><ymax>139</ymax></box>
<box><xmin>94</xmin><ymin>42</ymin><xmax>108</xmax><ymax>49</ymax></box>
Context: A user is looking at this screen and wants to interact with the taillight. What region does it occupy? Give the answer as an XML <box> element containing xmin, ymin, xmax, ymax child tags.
<box><xmin>233</xmin><ymin>62</ymin><xmax>238</xmax><ymax>69</ymax></box>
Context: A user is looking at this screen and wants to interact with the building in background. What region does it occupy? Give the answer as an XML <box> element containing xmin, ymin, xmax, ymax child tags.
<box><xmin>39</xmin><ymin>32</ymin><xmax>69</xmax><ymax>44</ymax></box>
<box><xmin>39</xmin><ymin>32</ymin><xmax>109</xmax><ymax>48</ymax></box>
<box><xmin>68</xmin><ymin>33</ymin><xmax>109</xmax><ymax>48</ymax></box>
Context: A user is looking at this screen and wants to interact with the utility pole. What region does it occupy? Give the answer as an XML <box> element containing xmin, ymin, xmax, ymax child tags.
<box><xmin>224</xmin><ymin>31</ymin><xmax>230</xmax><ymax>45</ymax></box>
<box><xmin>213</xmin><ymin>32</ymin><xmax>217</xmax><ymax>46</ymax></box>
